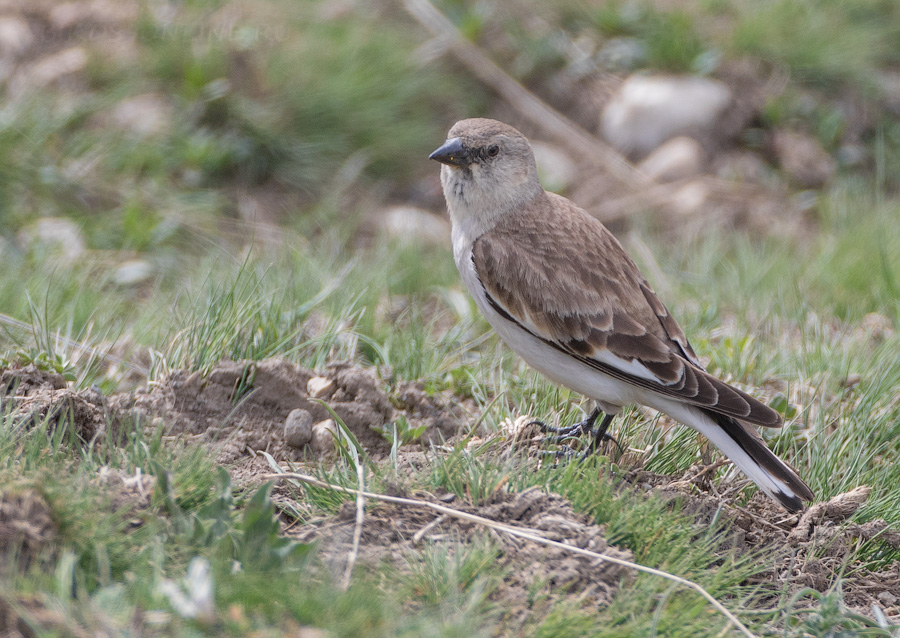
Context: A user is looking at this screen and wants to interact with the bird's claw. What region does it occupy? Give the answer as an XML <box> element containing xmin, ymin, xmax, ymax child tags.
<box><xmin>527</xmin><ymin>419</ymin><xmax>591</xmax><ymax>442</ymax></box>
<box><xmin>528</xmin><ymin>408</ymin><xmax>624</xmax><ymax>456</ymax></box>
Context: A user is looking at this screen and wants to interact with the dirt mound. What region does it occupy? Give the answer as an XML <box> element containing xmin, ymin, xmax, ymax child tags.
<box><xmin>0</xmin><ymin>365</ymin><xmax>112</xmax><ymax>442</ymax></box>
<box><xmin>290</xmin><ymin>486</ymin><xmax>632</xmax><ymax>626</ymax></box>
<box><xmin>110</xmin><ymin>358</ymin><xmax>469</xmax><ymax>462</ymax></box>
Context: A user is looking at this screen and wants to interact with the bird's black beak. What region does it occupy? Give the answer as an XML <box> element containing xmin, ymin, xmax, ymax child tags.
<box><xmin>429</xmin><ymin>137</ymin><xmax>470</xmax><ymax>167</ymax></box>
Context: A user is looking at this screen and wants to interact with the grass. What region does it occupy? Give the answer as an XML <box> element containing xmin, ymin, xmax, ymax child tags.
<box><xmin>730</xmin><ymin>0</ymin><xmax>900</xmax><ymax>88</ymax></box>
<box><xmin>1</xmin><ymin>0</ymin><xmax>900</xmax><ymax>635</ymax></box>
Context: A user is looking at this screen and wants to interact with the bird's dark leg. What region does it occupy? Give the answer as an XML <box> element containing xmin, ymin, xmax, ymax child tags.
<box><xmin>527</xmin><ymin>408</ymin><xmax>623</xmax><ymax>456</ymax></box>
<box><xmin>588</xmin><ymin>413</ymin><xmax>620</xmax><ymax>453</ymax></box>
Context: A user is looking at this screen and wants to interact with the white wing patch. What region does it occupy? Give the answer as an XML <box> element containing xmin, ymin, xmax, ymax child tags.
<box><xmin>591</xmin><ymin>349</ymin><xmax>661</xmax><ymax>383</ymax></box>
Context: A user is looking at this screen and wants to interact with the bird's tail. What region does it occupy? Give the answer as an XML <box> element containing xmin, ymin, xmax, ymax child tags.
<box><xmin>694</xmin><ymin>410</ymin><xmax>814</xmax><ymax>512</ymax></box>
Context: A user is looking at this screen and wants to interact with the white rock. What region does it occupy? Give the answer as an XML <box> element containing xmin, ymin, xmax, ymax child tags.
<box><xmin>670</xmin><ymin>180</ymin><xmax>711</xmax><ymax>216</ymax></box>
<box><xmin>380</xmin><ymin>206</ymin><xmax>449</xmax><ymax>245</ymax></box>
<box><xmin>310</xmin><ymin>419</ymin><xmax>337</xmax><ymax>454</ymax></box>
<box><xmin>877</xmin><ymin>590</ymin><xmax>898</xmax><ymax>606</ymax></box>
<box><xmin>601</xmin><ymin>74</ymin><xmax>732</xmax><ymax>157</ymax></box>
<box><xmin>105</xmin><ymin>93</ymin><xmax>172</xmax><ymax>138</ymax></box>
<box><xmin>19</xmin><ymin>46</ymin><xmax>88</xmax><ymax>89</ymax></box>
<box><xmin>307</xmin><ymin>376</ymin><xmax>335</xmax><ymax>400</ymax></box>
<box><xmin>637</xmin><ymin>136</ymin><xmax>705</xmax><ymax>182</ymax></box>
<box><xmin>284</xmin><ymin>409</ymin><xmax>313</xmax><ymax>448</ymax></box>
<box><xmin>876</xmin><ymin>71</ymin><xmax>900</xmax><ymax>115</ymax></box>
<box><xmin>0</xmin><ymin>16</ymin><xmax>33</xmax><ymax>57</ymax></box>
<box><xmin>20</xmin><ymin>217</ymin><xmax>86</xmax><ymax>261</ymax></box>
<box><xmin>532</xmin><ymin>141</ymin><xmax>577</xmax><ymax>192</ymax></box>
<box><xmin>113</xmin><ymin>259</ymin><xmax>154</xmax><ymax>285</ymax></box>
<box><xmin>836</xmin><ymin>143</ymin><xmax>866</xmax><ymax>168</ymax></box>
<box><xmin>48</xmin><ymin>1</ymin><xmax>139</xmax><ymax>29</ymax></box>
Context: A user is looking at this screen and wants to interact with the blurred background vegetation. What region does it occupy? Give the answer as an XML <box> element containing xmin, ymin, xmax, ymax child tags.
<box><xmin>1</xmin><ymin>0</ymin><xmax>897</xmax><ymax>242</ymax></box>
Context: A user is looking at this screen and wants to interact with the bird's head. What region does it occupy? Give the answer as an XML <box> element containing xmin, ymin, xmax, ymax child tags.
<box><xmin>430</xmin><ymin>118</ymin><xmax>542</xmax><ymax>227</ymax></box>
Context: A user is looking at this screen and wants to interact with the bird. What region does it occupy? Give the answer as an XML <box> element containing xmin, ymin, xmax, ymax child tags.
<box><xmin>429</xmin><ymin>117</ymin><xmax>814</xmax><ymax>512</ymax></box>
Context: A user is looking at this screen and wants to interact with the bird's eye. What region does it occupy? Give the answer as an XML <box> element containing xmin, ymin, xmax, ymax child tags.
<box><xmin>487</xmin><ymin>144</ymin><xmax>500</xmax><ymax>157</ymax></box>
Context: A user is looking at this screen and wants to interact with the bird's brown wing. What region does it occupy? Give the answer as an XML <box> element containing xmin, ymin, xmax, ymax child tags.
<box><xmin>472</xmin><ymin>192</ymin><xmax>782</xmax><ymax>428</ymax></box>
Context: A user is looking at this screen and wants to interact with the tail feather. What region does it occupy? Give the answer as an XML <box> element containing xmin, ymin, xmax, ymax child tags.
<box><xmin>699</xmin><ymin>410</ymin><xmax>814</xmax><ymax>512</ymax></box>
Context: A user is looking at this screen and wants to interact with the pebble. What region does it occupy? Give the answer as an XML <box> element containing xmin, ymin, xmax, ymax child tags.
<box><xmin>0</xmin><ymin>16</ymin><xmax>33</xmax><ymax>57</ymax></box>
<box><xmin>284</xmin><ymin>409</ymin><xmax>313</xmax><ymax>448</ymax></box>
<box><xmin>601</xmin><ymin>74</ymin><xmax>732</xmax><ymax>157</ymax></box>
<box><xmin>532</xmin><ymin>141</ymin><xmax>577</xmax><ymax>193</ymax></box>
<box><xmin>307</xmin><ymin>376</ymin><xmax>335</xmax><ymax>400</ymax></box>
<box><xmin>310</xmin><ymin>419</ymin><xmax>337</xmax><ymax>454</ymax></box>
<box><xmin>105</xmin><ymin>93</ymin><xmax>173</xmax><ymax>138</ymax></box>
<box><xmin>379</xmin><ymin>206</ymin><xmax>449</xmax><ymax>245</ymax></box>
<box><xmin>637</xmin><ymin>136</ymin><xmax>705</xmax><ymax>182</ymax></box>
<box><xmin>19</xmin><ymin>217</ymin><xmax>86</xmax><ymax>261</ymax></box>
<box><xmin>17</xmin><ymin>46</ymin><xmax>88</xmax><ymax>90</ymax></box>
<box><xmin>113</xmin><ymin>259</ymin><xmax>154</xmax><ymax>286</ymax></box>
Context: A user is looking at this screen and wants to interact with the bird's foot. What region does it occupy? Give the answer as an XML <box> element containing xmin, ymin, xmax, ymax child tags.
<box><xmin>527</xmin><ymin>408</ymin><xmax>623</xmax><ymax>456</ymax></box>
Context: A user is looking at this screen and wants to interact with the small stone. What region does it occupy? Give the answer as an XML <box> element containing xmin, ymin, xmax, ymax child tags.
<box><xmin>19</xmin><ymin>46</ymin><xmax>88</xmax><ymax>89</ymax></box>
<box><xmin>877</xmin><ymin>591</ymin><xmax>898</xmax><ymax>606</ymax></box>
<box><xmin>113</xmin><ymin>259</ymin><xmax>154</xmax><ymax>285</ymax></box>
<box><xmin>601</xmin><ymin>74</ymin><xmax>732</xmax><ymax>157</ymax></box>
<box><xmin>307</xmin><ymin>376</ymin><xmax>336</xmax><ymax>399</ymax></box>
<box><xmin>0</xmin><ymin>16</ymin><xmax>34</xmax><ymax>57</ymax></box>
<box><xmin>310</xmin><ymin>419</ymin><xmax>337</xmax><ymax>454</ymax></box>
<box><xmin>284</xmin><ymin>409</ymin><xmax>313</xmax><ymax>448</ymax></box>
<box><xmin>104</xmin><ymin>93</ymin><xmax>172</xmax><ymax>138</ymax></box>
<box><xmin>532</xmin><ymin>142</ymin><xmax>577</xmax><ymax>193</ymax></box>
<box><xmin>19</xmin><ymin>217</ymin><xmax>86</xmax><ymax>261</ymax></box>
<box><xmin>770</xmin><ymin>129</ymin><xmax>836</xmax><ymax>188</ymax></box>
<box><xmin>637</xmin><ymin>136</ymin><xmax>705</xmax><ymax>182</ymax></box>
<box><xmin>836</xmin><ymin>143</ymin><xmax>866</xmax><ymax>168</ymax></box>
<box><xmin>876</xmin><ymin>70</ymin><xmax>900</xmax><ymax>116</ymax></box>
<box><xmin>379</xmin><ymin>206</ymin><xmax>449</xmax><ymax>245</ymax></box>
<box><xmin>48</xmin><ymin>1</ymin><xmax>139</xmax><ymax>30</ymax></box>
<box><xmin>669</xmin><ymin>180</ymin><xmax>711</xmax><ymax>216</ymax></box>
